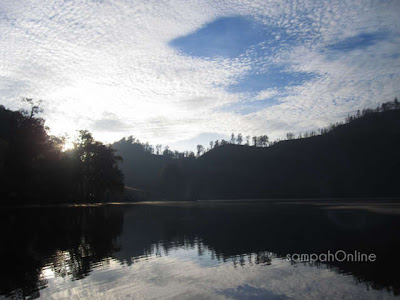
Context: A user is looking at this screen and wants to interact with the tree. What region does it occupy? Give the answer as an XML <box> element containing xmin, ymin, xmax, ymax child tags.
<box><xmin>0</xmin><ymin>100</ymin><xmax>62</xmax><ymax>202</ymax></box>
<box><xmin>381</xmin><ymin>102</ymin><xmax>390</xmax><ymax>111</ymax></box>
<box><xmin>196</xmin><ymin>145</ymin><xmax>204</xmax><ymax>157</ymax></box>
<box><xmin>174</xmin><ymin>150</ymin><xmax>184</xmax><ymax>159</ymax></box>
<box><xmin>144</xmin><ymin>142</ymin><xmax>154</xmax><ymax>154</ymax></box>
<box><xmin>230</xmin><ymin>133</ymin><xmax>235</xmax><ymax>144</ymax></box>
<box><xmin>209</xmin><ymin>141</ymin><xmax>214</xmax><ymax>149</ymax></box>
<box><xmin>163</xmin><ymin>146</ymin><xmax>174</xmax><ymax>159</ymax></box>
<box><xmin>252</xmin><ymin>136</ymin><xmax>257</xmax><ymax>147</ymax></box>
<box><xmin>71</xmin><ymin>130</ymin><xmax>124</xmax><ymax>201</ymax></box>
<box><xmin>245</xmin><ymin>135</ymin><xmax>250</xmax><ymax>146</ymax></box>
<box><xmin>286</xmin><ymin>132</ymin><xmax>294</xmax><ymax>140</ymax></box>
<box><xmin>237</xmin><ymin>133</ymin><xmax>243</xmax><ymax>145</ymax></box>
<box><xmin>258</xmin><ymin>135</ymin><xmax>269</xmax><ymax>147</ymax></box>
<box><xmin>394</xmin><ymin>97</ymin><xmax>399</xmax><ymax>109</ymax></box>
<box><xmin>156</xmin><ymin>144</ymin><xmax>162</xmax><ymax>155</ymax></box>
<box><xmin>21</xmin><ymin>98</ymin><xmax>43</xmax><ymax>118</ymax></box>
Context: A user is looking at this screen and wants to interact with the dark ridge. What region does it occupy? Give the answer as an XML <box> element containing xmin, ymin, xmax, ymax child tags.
<box><xmin>190</xmin><ymin>109</ymin><xmax>400</xmax><ymax>199</ymax></box>
<box><xmin>114</xmin><ymin>100</ymin><xmax>400</xmax><ymax>200</ymax></box>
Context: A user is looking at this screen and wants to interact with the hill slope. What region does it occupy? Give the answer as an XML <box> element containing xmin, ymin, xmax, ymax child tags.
<box><xmin>192</xmin><ymin>109</ymin><xmax>400</xmax><ymax>199</ymax></box>
<box><xmin>114</xmin><ymin>108</ymin><xmax>400</xmax><ymax>200</ymax></box>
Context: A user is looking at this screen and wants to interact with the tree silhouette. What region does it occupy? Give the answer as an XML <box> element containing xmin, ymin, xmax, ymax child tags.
<box><xmin>162</xmin><ymin>146</ymin><xmax>174</xmax><ymax>159</ymax></box>
<box><xmin>156</xmin><ymin>144</ymin><xmax>162</xmax><ymax>155</ymax></box>
<box><xmin>21</xmin><ymin>98</ymin><xmax>44</xmax><ymax>118</ymax></box>
<box><xmin>196</xmin><ymin>145</ymin><xmax>204</xmax><ymax>157</ymax></box>
<box><xmin>68</xmin><ymin>130</ymin><xmax>124</xmax><ymax>201</ymax></box>
<box><xmin>258</xmin><ymin>135</ymin><xmax>269</xmax><ymax>147</ymax></box>
<box><xmin>230</xmin><ymin>133</ymin><xmax>235</xmax><ymax>144</ymax></box>
<box><xmin>237</xmin><ymin>133</ymin><xmax>243</xmax><ymax>145</ymax></box>
<box><xmin>286</xmin><ymin>132</ymin><xmax>294</xmax><ymax>140</ymax></box>
<box><xmin>252</xmin><ymin>136</ymin><xmax>257</xmax><ymax>147</ymax></box>
<box><xmin>0</xmin><ymin>100</ymin><xmax>124</xmax><ymax>204</ymax></box>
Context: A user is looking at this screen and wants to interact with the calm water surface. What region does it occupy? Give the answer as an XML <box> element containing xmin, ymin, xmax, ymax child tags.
<box><xmin>1</xmin><ymin>200</ymin><xmax>400</xmax><ymax>299</ymax></box>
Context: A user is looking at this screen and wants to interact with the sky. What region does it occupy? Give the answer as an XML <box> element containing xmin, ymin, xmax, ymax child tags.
<box><xmin>1</xmin><ymin>0</ymin><xmax>399</xmax><ymax>151</ymax></box>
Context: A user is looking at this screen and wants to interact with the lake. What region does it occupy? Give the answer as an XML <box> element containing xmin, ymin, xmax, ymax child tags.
<box><xmin>1</xmin><ymin>200</ymin><xmax>400</xmax><ymax>299</ymax></box>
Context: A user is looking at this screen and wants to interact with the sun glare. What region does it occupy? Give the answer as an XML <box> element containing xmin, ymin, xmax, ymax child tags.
<box><xmin>62</xmin><ymin>141</ymin><xmax>75</xmax><ymax>152</ymax></box>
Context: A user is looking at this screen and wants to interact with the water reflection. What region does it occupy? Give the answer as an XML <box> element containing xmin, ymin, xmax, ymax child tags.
<box><xmin>1</xmin><ymin>201</ymin><xmax>400</xmax><ymax>299</ymax></box>
<box><xmin>0</xmin><ymin>205</ymin><xmax>123</xmax><ymax>298</ymax></box>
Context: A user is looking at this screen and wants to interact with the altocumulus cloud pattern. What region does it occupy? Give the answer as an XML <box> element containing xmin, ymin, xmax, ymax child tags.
<box><xmin>1</xmin><ymin>0</ymin><xmax>399</xmax><ymax>150</ymax></box>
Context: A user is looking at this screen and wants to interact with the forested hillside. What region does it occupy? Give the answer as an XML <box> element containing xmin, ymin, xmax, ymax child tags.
<box><xmin>115</xmin><ymin>99</ymin><xmax>400</xmax><ymax>200</ymax></box>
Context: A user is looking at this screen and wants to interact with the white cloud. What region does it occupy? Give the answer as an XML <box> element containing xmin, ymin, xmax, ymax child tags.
<box><xmin>0</xmin><ymin>0</ymin><xmax>399</xmax><ymax>150</ymax></box>
<box><xmin>254</xmin><ymin>89</ymin><xmax>279</xmax><ymax>101</ymax></box>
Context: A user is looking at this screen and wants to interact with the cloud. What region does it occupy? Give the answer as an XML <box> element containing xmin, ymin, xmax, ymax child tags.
<box><xmin>92</xmin><ymin>112</ymin><xmax>129</xmax><ymax>132</ymax></box>
<box><xmin>221</xmin><ymin>98</ymin><xmax>281</xmax><ymax>115</ymax></box>
<box><xmin>0</xmin><ymin>0</ymin><xmax>399</xmax><ymax>149</ymax></box>
<box><xmin>255</xmin><ymin>89</ymin><xmax>279</xmax><ymax>101</ymax></box>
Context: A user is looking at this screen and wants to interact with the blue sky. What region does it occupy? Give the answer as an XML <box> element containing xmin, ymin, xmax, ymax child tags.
<box><xmin>1</xmin><ymin>0</ymin><xmax>399</xmax><ymax>151</ymax></box>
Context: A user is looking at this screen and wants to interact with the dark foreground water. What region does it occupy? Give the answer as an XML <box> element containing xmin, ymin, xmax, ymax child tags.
<box><xmin>1</xmin><ymin>200</ymin><xmax>400</xmax><ymax>299</ymax></box>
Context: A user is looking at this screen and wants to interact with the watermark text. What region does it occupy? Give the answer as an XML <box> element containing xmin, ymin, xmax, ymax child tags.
<box><xmin>286</xmin><ymin>250</ymin><xmax>376</xmax><ymax>263</ymax></box>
